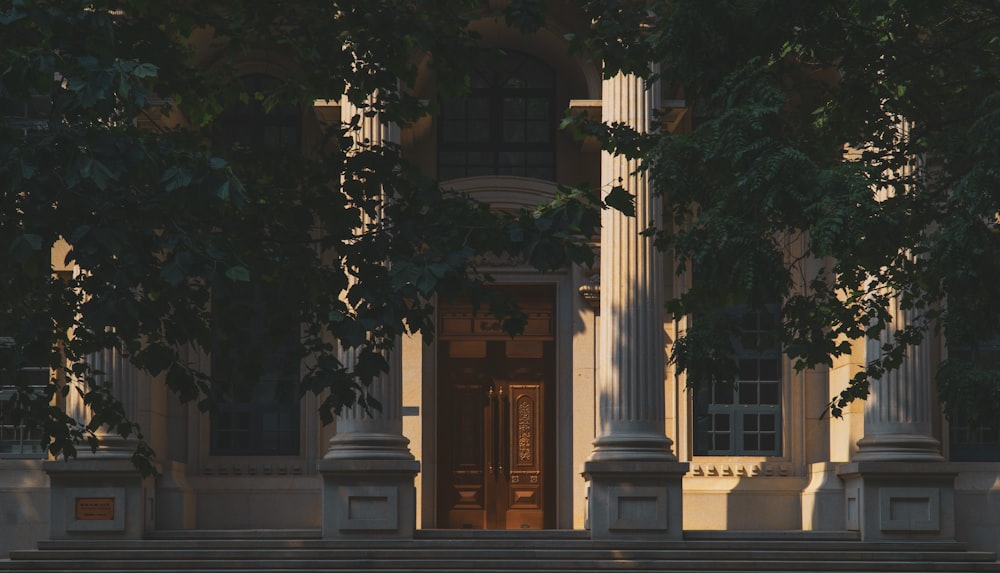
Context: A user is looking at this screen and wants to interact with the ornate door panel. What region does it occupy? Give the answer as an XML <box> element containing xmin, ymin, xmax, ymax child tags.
<box><xmin>437</xmin><ymin>288</ymin><xmax>554</xmax><ymax>529</ymax></box>
<box><xmin>502</xmin><ymin>382</ymin><xmax>544</xmax><ymax>529</ymax></box>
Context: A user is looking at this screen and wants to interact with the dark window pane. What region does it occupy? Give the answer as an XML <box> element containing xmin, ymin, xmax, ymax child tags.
<box><xmin>760</xmin><ymin>414</ymin><xmax>776</xmax><ymax>432</ymax></box>
<box><xmin>714</xmin><ymin>383</ymin><xmax>734</xmax><ymax>405</ymax></box>
<box><xmin>467</xmin><ymin>98</ymin><xmax>490</xmax><ymax>118</ymax></box>
<box><xmin>738</xmin><ymin>382</ymin><xmax>758</xmax><ymax>405</ymax></box>
<box><xmin>525</xmin><ymin>120</ymin><xmax>550</xmax><ymax>143</ymax></box>
<box><xmin>526</xmin><ymin>166</ymin><xmax>555</xmax><ymax>180</ymax></box>
<box><xmin>498</xmin><ymin>151</ymin><xmax>526</xmax><ymax>172</ymax></box>
<box><xmin>468</xmin><ymin>121</ymin><xmax>490</xmax><ymax>142</ymax></box>
<box><xmin>442</xmin><ymin>120</ymin><xmax>467</xmax><ymax>142</ymax></box>
<box><xmin>759</xmin><ymin>382</ymin><xmax>780</xmax><ymax>405</ymax></box>
<box><xmin>739</xmin><ymin>359</ymin><xmax>757</xmax><ymax>380</ymax></box>
<box><xmin>744</xmin><ymin>434</ymin><xmax>759</xmax><ymax>451</ymax></box>
<box><xmin>503</xmin><ymin>97</ymin><xmax>526</xmax><ymax>118</ymax></box>
<box><xmin>714</xmin><ymin>413</ymin><xmax>730</xmax><ymax>431</ymax></box>
<box><xmin>744</xmin><ymin>414</ymin><xmax>758</xmax><ymax>432</ymax></box>
<box><xmin>715</xmin><ymin>433</ymin><xmax>730</xmax><ymax>451</ymax></box>
<box><xmin>759</xmin><ymin>358</ymin><xmax>780</xmax><ymax>381</ymax></box>
<box><xmin>526</xmin><ymin>98</ymin><xmax>549</xmax><ymax>119</ymax></box>
<box><xmin>467</xmin><ymin>164</ymin><xmax>494</xmax><ymax>178</ymax></box>
<box><xmin>503</xmin><ymin>121</ymin><xmax>526</xmax><ymax>142</ymax></box>
<box><xmin>760</xmin><ymin>434</ymin><xmax>776</xmax><ymax>451</ymax></box>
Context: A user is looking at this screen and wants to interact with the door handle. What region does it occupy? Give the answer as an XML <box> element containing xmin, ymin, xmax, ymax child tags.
<box><xmin>498</xmin><ymin>385</ymin><xmax>507</xmax><ymax>477</ymax></box>
<box><xmin>489</xmin><ymin>384</ymin><xmax>499</xmax><ymax>476</ymax></box>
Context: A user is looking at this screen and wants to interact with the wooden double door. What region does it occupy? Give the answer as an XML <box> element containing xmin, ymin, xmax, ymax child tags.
<box><xmin>437</xmin><ymin>291</ymin><xmax>555</xmax><ymax>529</ymax></box>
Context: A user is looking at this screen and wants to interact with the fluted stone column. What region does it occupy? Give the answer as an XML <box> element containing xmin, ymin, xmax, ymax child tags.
<box><xmin>838</xmin><ymin>179</ymin><xmax>955</xmax><ymax>539</ymax></box>
<box><xmin>73</xmin><ymin>347</ymin><xmax>142</xmax><ymax>458</ymax></box>
<box><xmin>855</xmin><ymin>298</ymin><xmax>943</xmax><ymax>461</ymax></box>
<box><xmin>324</xmin><ymin>348</ymin><xmax>413</xmax><ymax>461</ymax></box>
<box><xmin>317</xmin><ymin>94</ymin><xmax>419</xmax><ymax>539</ymax></box>
<box><xmin>46</xmin><ymin>344</ymin><xmax>155</xmax><ymax>539</ymax></box>
<box><xmin>582</xmin><ymin>70</ymin><xmax>687</xmax><ymax>540</ymax></box>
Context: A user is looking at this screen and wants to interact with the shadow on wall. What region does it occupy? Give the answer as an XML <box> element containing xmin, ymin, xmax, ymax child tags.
<box><xmin>683</xmin><ymin>465</ymin><xmax>806</xmax><ymax>530</ymax></box>
<box><xmin>953</xmin><ymin>464</ymin><xmax>1000</xmax><ymax>554</ymax></box>
<box><xmin>0</xmin><ymin>460</ymin><xmax>50</xmax><ymax>555</ymax></box>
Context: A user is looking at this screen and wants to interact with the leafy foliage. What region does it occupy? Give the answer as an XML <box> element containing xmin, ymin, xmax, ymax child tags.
<box><xmin>0</xmin><ymin>0</ymin><xmax>600</xmax><ymax>472</ymax></box>
<box><xmin>578</xmin><ymin>0</ymin><xmax>1000</xmax><ymax>420</ymax></box>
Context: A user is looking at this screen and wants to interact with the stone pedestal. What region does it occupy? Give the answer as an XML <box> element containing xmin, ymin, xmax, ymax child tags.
<box><xmin>838</xmin><ymin>461</ymin><xmax>956</xmax><ymax>541</ymax></box>
<box><xmin>583</xmin><ymin>461</ymin><xmax>687</xmax><ymax>540</ymax></box>
<box><xmin>45</xmin><ymin>459</ymin><xmax>156</xmax><ymax>539</ymax></box>
<box><xmin>318</xmin><ymin>458</ymin><xmax>420</xmax><ymax>539</ymax></box>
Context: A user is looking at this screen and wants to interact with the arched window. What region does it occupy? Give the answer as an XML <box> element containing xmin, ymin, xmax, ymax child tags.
<box><xmin>438</xmin><ymin>51</ymin><xmax>556</xmax><ymax>181</ymax></box>
<box><xmin>214</xmin><ymin>74</ymin><xmax>301</xmax><ymax>155</ymax></box>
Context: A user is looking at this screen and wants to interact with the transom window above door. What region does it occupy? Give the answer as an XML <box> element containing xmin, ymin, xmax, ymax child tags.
<box><xmin>438</xmin><ymin>51</ymin><xmax>556</xmax><ymax>181</ymax></box>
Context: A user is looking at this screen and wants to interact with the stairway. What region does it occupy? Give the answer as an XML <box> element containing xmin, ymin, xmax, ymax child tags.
<box><xmin>2</xmin><ymin>530</ymin><xmax>998</xmax><ymax>573</ymax></box>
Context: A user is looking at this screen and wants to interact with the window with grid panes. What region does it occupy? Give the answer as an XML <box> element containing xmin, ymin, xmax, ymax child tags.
<box><xmin>946</xmin><ymin>338</ymin><xmax>1000</xmax><ymax>461</ymax></box>
<box><xmin>0</xmin><ymin>337</ymin><xmax>49</xmax><ymax>458</ymax></box>
<box><xmin>693</xmin><ymin>308</ymin><xmax>782</xmax><ymax>456</ymax></box>
<box><xmin>210</xmin><ymin>280</ymin><xmax>300</xmax><ymax>456</ymax></box>
<box><xmin>438</xmin><ymin>51</ymin><xmax>555</xmax><ymax>181</ymax></box>
<box><xmin>209</xmin><ymin>77</ymin><xmax>302</xmax><ymax>456</ymax></box>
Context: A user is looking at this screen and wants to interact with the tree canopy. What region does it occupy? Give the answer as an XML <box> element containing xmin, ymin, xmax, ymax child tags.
<box><xmin>4</xmin><ymin>0</ymin><xmax>1000</xmax><ymax>471</ymax></box>
<box><xmin>578</xmin><ymin>0</ymin><xmax>1000</xmax><ymax>422</ymax></box>
<box><xmin>0</xmin><ymin>0</ymin><xmax>599</xmax><ymax>471</ymax></box>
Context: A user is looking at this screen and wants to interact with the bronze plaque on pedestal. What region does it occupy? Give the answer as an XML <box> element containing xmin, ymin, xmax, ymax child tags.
<box><xmin>75</xmin><ymin>498</ymin><xmax>115</xmax><ymax>520</ymax></box>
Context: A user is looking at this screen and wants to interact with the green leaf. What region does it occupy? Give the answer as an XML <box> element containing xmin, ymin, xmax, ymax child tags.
<box><xmin>604</xmin><ymin>186</ymin><xmax>635</xmax><ymax>216</ymax></box>
<box><xmin>225</xmin><ymin>266</ymin><xmax>250</xmax><ymax>282</ymax></box>
<box><xmin>160</xmin><ymin>166</ymin><xmax>192</xmax><ymax>192</ymax></box>
<box><xmin>10</xmin><ymin>233</ymin><xmax>44</xmax><ymax>262</ymax></box>
<box><xmin>133</xmin><ymin>63</ymin><xmax>158</xmax><ymax>78</ymax></box>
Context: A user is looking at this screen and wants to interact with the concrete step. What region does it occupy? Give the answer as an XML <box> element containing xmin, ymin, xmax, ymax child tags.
<box><xmin>8</xmin><ymin>547</ymin><xmax>1000</xmax><ymax>563</ymax></box>
<box><xmin>1</xmin><ymin>532</ymin><xmax>997</xmax><ymax>573</ymax></box>
<box><xmin>1</xmin><ymin>564</ymin><xmax>999</xmax><ymax>573</ymax></box>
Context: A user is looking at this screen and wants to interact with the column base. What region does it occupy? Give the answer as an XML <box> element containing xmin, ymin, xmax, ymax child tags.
<box><xmin>44</xmin><ymin>458</ymin><xmax>157</xmax><ymax>540</ymax></box>
<box><xmin>854</xmin><ymin>434</ymin><xmax>945</xmax><ymax>462</ymax></box>
<box><xmin>582</xmin><ymin>460</ymin><xmax>688</xmax><ymax>540</ymax></box>
<box><xmin>318</xmin><ymin>458</ymin><xmax>420</xmax><ymax>539</ymax></box>
<box><xmin>837</xmin><ymin>461</ymin><xmax>957</xmax><ymax>541</ymax></box>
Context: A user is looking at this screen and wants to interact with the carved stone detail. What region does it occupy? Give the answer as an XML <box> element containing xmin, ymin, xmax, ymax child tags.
<box><xmin>202</xmin><ymin>463</ymin><xmax>305</xmax><ymax>476</ymax></box>
<box><xmin>689</xmin><ymin>462</ymin><xmax>791</xmax><ymax>478</ymax></box>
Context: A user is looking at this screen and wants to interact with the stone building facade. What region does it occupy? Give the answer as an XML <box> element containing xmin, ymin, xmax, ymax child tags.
<box><xmin>3</xmin><ymin>2</ymin><xmax>1000</xmax><ymax>557</ymax></box>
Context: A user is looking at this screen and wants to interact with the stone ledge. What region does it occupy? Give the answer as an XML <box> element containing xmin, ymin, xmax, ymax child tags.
<box><xmin>837</xmin><ymin>461</ymin><xmax>959</xmax><ymax>479</ymax></box>
<box><xmin>581</xmin><ymin>460</ymin><xmax>689</xmax><ymax>477</ymax></box>
<box><xmin>317</xmin><ymin>459</ymin><xmax>420</xmax><ymax>475</ymax></box>
<box><xmin>44</xmin><ymin>459</ymin><xmax>157</xmax><ymax>475</ymax></box>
